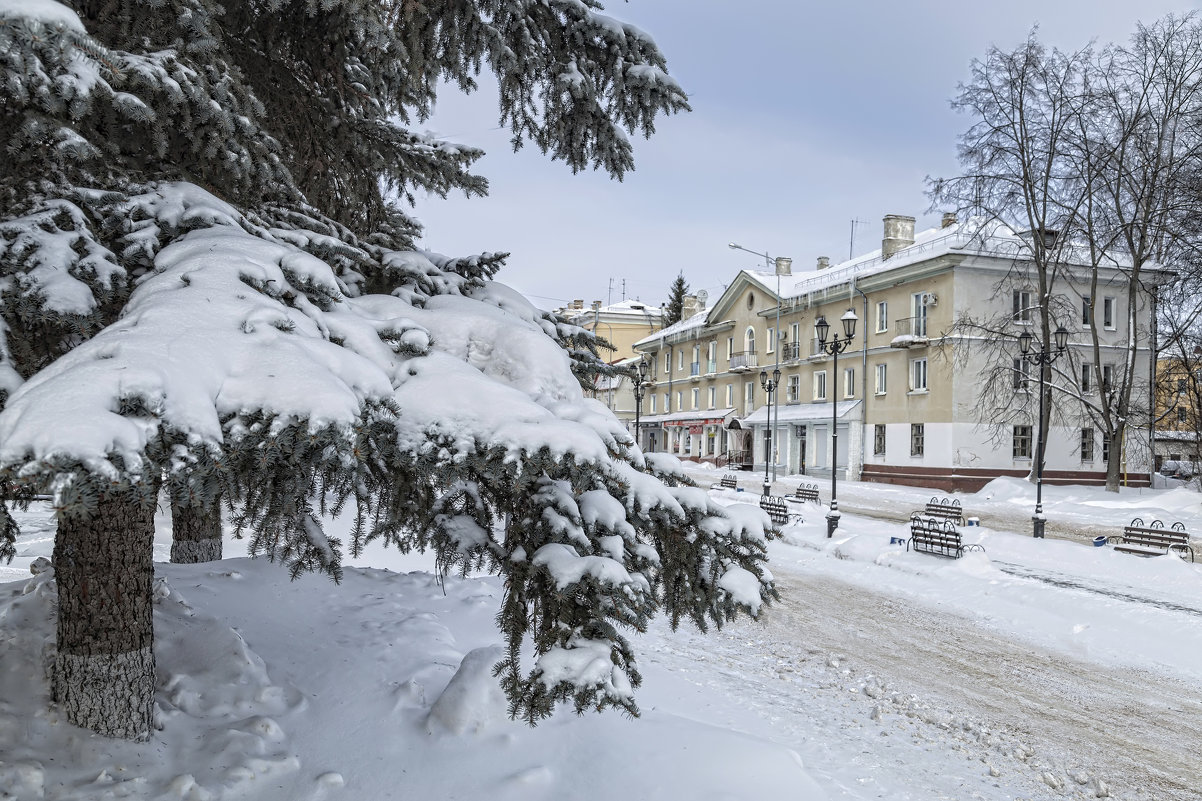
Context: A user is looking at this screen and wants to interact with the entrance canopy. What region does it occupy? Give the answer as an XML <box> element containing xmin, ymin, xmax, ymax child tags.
<box><xmin>640</xmin><ymin>408</ymin><xmax>735</xmax><ymax>429</ymax></box>
<box><xmin>741</xmin><ymin>400</ymin><xmax>861</xmax><ymax>426</ymax></box>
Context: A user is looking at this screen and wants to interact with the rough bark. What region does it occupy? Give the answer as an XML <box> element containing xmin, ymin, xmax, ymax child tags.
<box><xmin>170</xmin><ymin>499</ymin><xmax>222</xmax><ymax>563</ymax></box>
<box><xmin>52</xmin><ymin>491</ymin><xmax>156</xmax><ymax>740</ymax></box>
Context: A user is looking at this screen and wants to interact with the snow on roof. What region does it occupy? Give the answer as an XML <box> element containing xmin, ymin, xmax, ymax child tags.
<box><xmin>633</xmin><ymin>310</ymin><xmax>708</xmax><ymax>348</ymax></box>
<box><xmin>741</xmin><ymin>400</ymin><xmax>861</xmax><ymax>425</ymax></box>
<box><xmin>640</xmin><ymin>408</ymin><xmax>735</xmax><ymax>424</ymax></box>
<box><xmin>782</xmin><ymin>219</ymin><xmax>1146</xmax><ymax>301</ymax></box>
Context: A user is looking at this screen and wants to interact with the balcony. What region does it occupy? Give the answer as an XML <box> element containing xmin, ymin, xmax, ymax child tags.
<box><xmin>890</xmin><ymin>316</ymin><xmax>929</xmax><ymax>348</ymax></box>
<box><xmin>782</xmin><ymin>342</ymin><xmax>802</xmax><ymax>362</ymax></box>
<box><xmin>690</xmin><ymin>361</ymin><xmax>701</xmax><ymax>380</ymax></box>
<box><xmin>729</xmin><ymin>351</ymin><xmax>758</xmax><ymax>372</ymax></box>
<box><xmin>705</xmin><ymin>359</ymin><xmax>717</xmax><ymax>375</ymax></box>
<box><xmin>808</xmin><ymin>337</ymin><xmax>829</xmax><ymax>361</ymax></box>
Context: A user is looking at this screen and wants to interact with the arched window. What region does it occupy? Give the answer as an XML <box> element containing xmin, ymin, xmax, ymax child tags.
<box><xmin>745</xmin><ymin>327</ymin><xmax>756</xmax><ymax>354</ymax></box>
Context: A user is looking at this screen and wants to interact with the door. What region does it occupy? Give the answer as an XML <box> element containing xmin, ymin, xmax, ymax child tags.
<box><xmin>814</xmin><ymin>425</ymin><xmax>828</xmax><ymax>469</ymax></box>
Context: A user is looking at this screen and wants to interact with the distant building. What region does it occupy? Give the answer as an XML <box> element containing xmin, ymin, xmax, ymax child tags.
<box><xmin>559</xmin><ymin>298</ymin><xmax>664</xmax><ymax>432</ymax></box>
<box><xmin>634</xmin><ymin>215</ymin><xmax>1165</xmax><ymax>491</ymax></box>
<box><xmin>1152</xmin><ymin>355</ymin><xmax>1202</xmax><ymax>476</ymax></box>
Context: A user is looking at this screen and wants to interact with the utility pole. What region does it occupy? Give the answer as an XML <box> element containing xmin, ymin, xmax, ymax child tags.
<box><xmin>849</xmin><ymin>219</ymin><xmax>869</xmax><ymax>260</ymax></box>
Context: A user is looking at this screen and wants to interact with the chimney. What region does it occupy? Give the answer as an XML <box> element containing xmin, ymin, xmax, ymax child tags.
<box><xmin>881</xmin><ymin>214</ymin><xmax>916</xmax><ymax>260</ymax></box>
<box><xmin>816</xmin><ymin>256</ymin><xmax>831</xmax><ymax>270</ymax></box>
<box><xmin>941</xmin><ymin>212</ymin><xmax>957</xmax><ymax>229</ymax></box>
<box><xmin>591</xmin><ymin>300</ymin><xmax>602</xmax><ymax>311</ymax></box>
<box><xmin>571</xmin><ymin>299</ymin><xmax>584</xmax><ymax>310</ymax></box>
<box><xmin>681</xmin><ymin>294</ymin><xmax>700</xmax><ymax>320</ymax></box>
<box><xmin>775</xmin><ymin>256</ymin><xmax>792</xmax><ymax>276</ymax></box>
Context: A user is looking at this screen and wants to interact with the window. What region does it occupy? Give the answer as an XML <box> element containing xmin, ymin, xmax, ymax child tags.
<box><xmin>664</xmin><ymin>351</ymin><xmax>671</xmax><ymax>373</ymax></box>
<box><xmin>911</xmin><ymin>292</ymin><xmax>928</xmax><ymax>337</ymax></box>
<box><xmin>678</xmin><ymin>350</ymin><xmax>684</xmax><ymax>371</ymax></box>
<box><xmin>744</xmin><ymin>382</ymin><xmax>755</xmax><ymax>413</ymax></box>
<box><xmin>1102</xmin><ymin>436</ymin><xmax>1110</xmax><ymax>463</ymax></box>
<box><xmin>1179</xmin><ymin>407</ymin><xmax>1188</xmax><ymax>423</ymax></box>
<box><xmin>1082</xmin><ymin>295</ymin><xmax>1092</xmax><ymax>326</ymax></box>
<box><xmin>650</xmin><ymin>394</ymin><xmax>657</xmax><ymax>414</ymax></box>
<box><xmin>787</xmin><ymin>374</ymin><xmax>800</xmax><ymax>403</ymax></box>
<box><xmin>1013</xmin><ymin>358</ymin><xmax>1031</xmax><ymax>391</ymax></box>
<box><xmin>875</xmin><ymin>363</ymin><xmax>887</xmax><ymax>395</ymax></box>
<box><xmin>1178</xmin><ymin>378</ymin><xmax>1187</xmax><ymax>393</ymax></box>
<box><xmin>708</xmin><ymin>386</ymin><xmax>716</xmax><ymax>409</ymax></box>
<box><xmin>1081</xmin><ymin>363</ymin><xmax>1093</xmax><ymax>393</ymax></box>
<box><xmin>726</xmin><ymin>384</ymin><xmax>734</xmax><ymax>407</ymax></box>
<box><xmin>691</xmin><ymin>388</ymin><xmax>699</xmax><ymax>410</ymax></box>
<box><xmin>676</xmin><ymin>391</ymin><xmax>682</xmax><ymax>411</ymax></box>
<box><xmin>663</xmin><ymin>392</ymin><xmax>670</xmax><ymax>413</ymax></box>
<box><xmin>745</xmin><ymin>327</ymin><xmax>756</xmax><ymax>354</ymax></box>
<box><xmin>1081</xmin><ymin>428</ymin><xmax>1094</xmax><ymax>462</ymax></box>
<box><xmin>1103</xmin><ymin>296</ymin><xmax>1116</xmax><ymax>329</ymax></box>
<box><xmin>910</xmin><ymin>358</ymin><xmax>928</xmax><ymax>391</ymax></box>
<box><xmin>910</xmin><ymin>423</ymin><xmax>924</xmax><ymax>457</ymax></box>
<box><xmin>876</xmin><ymin>301</ymin><xmax>888</xmax><ymax>333</ymax></box>
<box><xmin>874</xmin><ymin>424</ymin><xmax>886</xmax><ymax>455</ymax></box>
<box><xmin>790</xmin><ymin>322</ymin><xmax>800</xmax><ymax>348</ymax></box>
<box><xmin>1102</xmin><ymin>364</ymin><xmax>1114</xmax><ymax>394</ymax></box>
<box><xmin>1013</xmin><ymin>289</ymin><xmax>1032</xmax><ymax>323</ymax></box>
<box><xmin>1013</xmin><ymin>425</ymin><xmax>1033</xmax><ymax>459</ymax></box>
<box><xmin>814</xmin><ymin>371</ymin><xmax>828</xmax><ymax>400</ymax></box>
<box><xmin>843</xmin><ymin>367</ymin><xmax>855</xmax><ymax>398</ymax></box>
<box><xmin>766</xmin><ymin>327</ymin><xmax>775</xmax><ymax>354</ymax></box>
<box><xmin>727</xmin><ymin>337</ymin><xmax>734</xmax><ymax>361</ymax></box>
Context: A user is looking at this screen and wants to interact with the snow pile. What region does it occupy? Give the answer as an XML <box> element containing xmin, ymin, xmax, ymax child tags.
<box><xmin>0</xmin><ymin>556</ymin><xmax>818</xmax><ymax>801</ymax></box>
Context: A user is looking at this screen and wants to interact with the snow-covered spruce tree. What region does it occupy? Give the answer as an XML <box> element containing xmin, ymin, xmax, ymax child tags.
<box><xmin>0</xmin><ymin>1</ymin><xmax>771</xmax><ymax>744</ymax></box>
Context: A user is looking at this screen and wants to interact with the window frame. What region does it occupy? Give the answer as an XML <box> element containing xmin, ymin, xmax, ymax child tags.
<box><xmin>814</xmin><ymin>370</ymin><xmax>828</xmax><ymax>401</ymax></box>
<box><xmin>1103</xmin><ymin>296</ymin><xmax>1116</xmax><ymax>330</ymax></box>
<box><xmin>843</xmin><ymin>367</ymin><xmax>855</xmax><ymax>399</ymax></box>
<box><xmin>873</xmin><ymin>423</ymin><xmax>886</xmax><ymax>456</ymax></box>
<box><xmin>910</xmin><ymin>357</ymin><xmax>928</xmax><ymax>392</ymax></box>
<box><xmin>1012</xmin><ymin>424</ymin><xmax>1033</xmax><ymax>459</ymax></box>
<box><xmin>1013</xmin><ymin>289</ymin><xmax>1032</xmax><ymax>323</ymax></box>
<box><xmin>910</xmin><ymin>423</ymin><xmax>924</xmax><ymax>457</ymax></box>
<box><xmin>1081</xmin><ymin>428</ymin><xmax>1094</xmax><ymax>462</ymax></box>
<box><xmin>876</xmin><ymin>300</ymin><xmax>888</xmax><ymax>333</ymax></box>
<box><xmin>875</xmin><ymin>363</ymin><xmax>887</xmax><ymax>395</ymax></box>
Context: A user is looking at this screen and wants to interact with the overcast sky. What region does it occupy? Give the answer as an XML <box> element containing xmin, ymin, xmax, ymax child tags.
<box><xmin>415</xmin><ymin>0</ymin><xmax>1200</xmax><ymax>311</ymax></box>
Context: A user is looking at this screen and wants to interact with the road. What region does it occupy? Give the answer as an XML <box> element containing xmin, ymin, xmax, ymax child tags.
<box><xmin>676</xmin><ymin>568</ymin><xmax>1202</xmax><ymax>800</ymax></box>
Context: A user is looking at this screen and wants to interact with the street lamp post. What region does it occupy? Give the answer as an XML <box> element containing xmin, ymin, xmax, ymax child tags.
<box><xmin>632</xmin><ymin>357</ymin><xmax>650</xmax><ymax>450</ymax></box>
<box><xmin>759</xmin><ymin>367</ymin><xmax>781</xmax><ymax>495</ymax></box>
<box><xmin>729</xmin><ymin>243</ymin><xmax>790</xmax><ymax>483</ymax></box>
<box><xmin>815</xmin><ymin>309</ymin><xmax>858</xmax><ymax>538</ymax></box>
<box><xmin>1019</xmin><ymin>324</ymin><xmax>1070</xmax><ymax>538</ymax></box>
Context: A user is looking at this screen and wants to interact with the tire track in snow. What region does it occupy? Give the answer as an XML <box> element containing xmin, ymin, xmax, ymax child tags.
<box><xmin>758</xmin><ymin>571</ymin><xmax>1202</xmax><ymax>801</ymax></box>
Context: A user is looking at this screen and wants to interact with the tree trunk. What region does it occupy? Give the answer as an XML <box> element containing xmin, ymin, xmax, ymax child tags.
<box><xmin>53</xmin><ymin>491</ymin><xmax>156</xmax><ymax>741</ymax></box>
<box><xmin>1105</xmin><ymin>428</ymin><xmax>1124</xmax><ymax>492</ymax></box>
<box><xmin>170</xmin><ymin>498</ymin><xmax>222</xmax><ymax>563</ymax></box>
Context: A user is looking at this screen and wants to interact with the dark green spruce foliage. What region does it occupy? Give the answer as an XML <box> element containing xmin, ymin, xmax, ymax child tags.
<box><xmin>664</xmin><ymin>272</ymin><xmax>689</xmax><ymax>326</ymax></box>
<box><xmin>0</xmin><ymin>0</ymin><xmax>772</xmax><ymax>734</ymax></box>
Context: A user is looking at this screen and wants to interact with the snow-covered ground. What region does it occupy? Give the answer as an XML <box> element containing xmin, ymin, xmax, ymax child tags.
<box><xmin>1</xmin><ymin>475</ymin><xmax>1200</xmax><ymax>800</ymax></box>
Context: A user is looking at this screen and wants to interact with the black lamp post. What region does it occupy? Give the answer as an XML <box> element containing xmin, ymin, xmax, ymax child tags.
<box><xmin>1018</xmin><ymin>324</ymin><xmax>1070</xmax><ymax>538</ymax></box>
<box><xmin>815</xmin><ymin>309</ymin><xmax>858</xmax><ymax>538</ymax></box>
<box><xmin>759</xmin><ymin>366</ymin><xmax>781</xmax><ymax>495</ymax></box>
<box><xmin>632</xmin><ymin>357</ymin><xmax>650</xmax><ymax>449</ymax></box>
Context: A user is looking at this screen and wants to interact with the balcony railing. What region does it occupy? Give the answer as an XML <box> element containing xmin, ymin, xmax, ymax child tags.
<box><xmin>782</xmin><ymin>342</ymin><xmax>802</xmax><ymax>362</ymax></box>
<box><xmin>895</xmin><ymin>316</ymin><xmax>928</xmax><ymax>338</ymax></box>
<box><xmin>706</xmin><ymin>359</ymin><xmax>717</xmax><ymax>374</ymax></box>
<box><xmin>690</xmin><ymin>361</ymin><xmax>701</xmax><ymax>377</ymax></box>
<box><xmin>730</xmin><ymin>351</ymin><xmax>758</xmax><ymax>371</ymax></box>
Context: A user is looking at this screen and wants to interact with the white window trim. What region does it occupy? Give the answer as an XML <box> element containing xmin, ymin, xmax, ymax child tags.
<box><xmin>875</xmin><ymin>363</ymin><xmax>887</xmax><ymax>395</ymax></box>
<box><xmin>876</xmin><ymin>300</ymin><xmax>888</xmax><ymax>333</ymax></box>
<box><xmin>909</xmin><ymin>358</ymin><xmax>929</xmax><ymax>393</ymax></box>
<box><xmin>766</xmin><ymin>327</ymin><xmax>775</xmax><ymax>354</ymax></box>
<box><xmin>1103</xmin><ymin>296</ymin><xmax>1117</xmax><ymax>330</ymax></box>
<box><xmin>814</xmin><ymin>371</ymin><xmax>828</xmax><ymax>401</ymax></box>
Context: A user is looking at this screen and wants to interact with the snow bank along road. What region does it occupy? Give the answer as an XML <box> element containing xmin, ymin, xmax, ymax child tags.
<box><xmin>744</xmin><ymin>569</ymin><xmax>1202</xmax><ymax>800</ymax></box>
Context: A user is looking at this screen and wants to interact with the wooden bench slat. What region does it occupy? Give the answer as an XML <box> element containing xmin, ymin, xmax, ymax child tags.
<box><xmin>1111</xmin><ymin>518</ymin><xmax>1194</xmax><ymax>561</ymax></box>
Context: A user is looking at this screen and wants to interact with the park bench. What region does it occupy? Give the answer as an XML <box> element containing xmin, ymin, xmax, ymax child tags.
<box><xmin>791</xmin><ymin>483</ymin><xmax>821</xmax><ymax>504</ymax></box>
<box><xmin>906</xmin><ymin>513</ymin><xmax>983</xmax><ymax>559</ymax></box>
<box><xmin>1108</xmin><ymin>518</ymin><xmax>1194</xmax><ymax>561</ymax></box>
<box><xmin>915</xmin><ymin>496</ymin><xmax>965</xmax><ymax>526</ymax></box>
<box><xmin>760</xmin><ymin>494</ymin><xmax>803</xmax><ymax>531</ymax></box>
<box><xmin>717</xmin><ymin>474</ymin><xmax>739</xmax><ymax>491</ymax></box>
